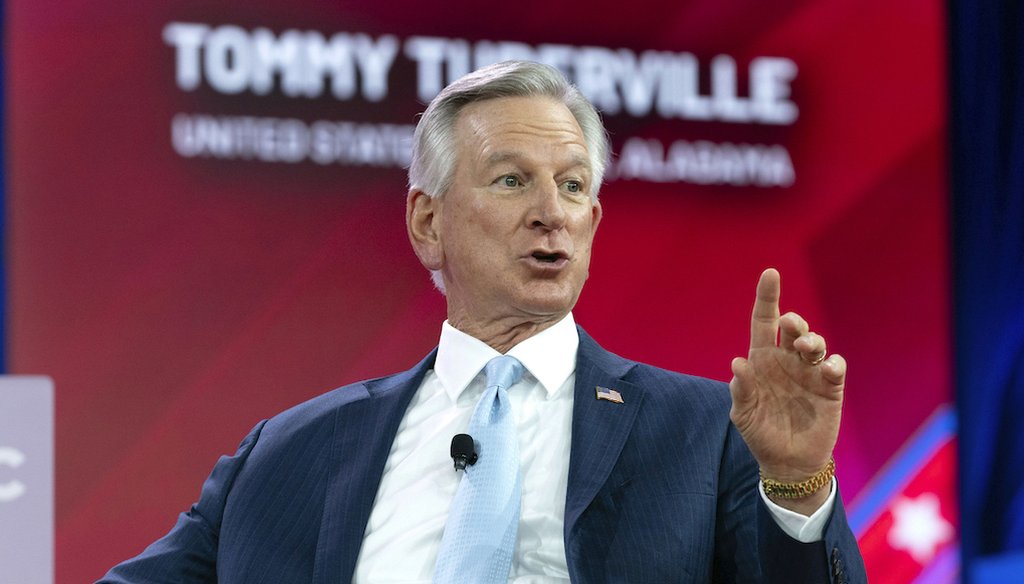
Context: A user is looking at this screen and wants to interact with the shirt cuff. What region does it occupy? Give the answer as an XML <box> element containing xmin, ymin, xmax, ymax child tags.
<box><xmin>758</xmin><ymin>477</ymin><xmax>837</xmax><ymax>543</ymax></box>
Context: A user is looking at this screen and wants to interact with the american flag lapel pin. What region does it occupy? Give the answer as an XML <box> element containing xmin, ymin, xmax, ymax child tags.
<box><xmin>595</xmin><ymin>386</ymin><xmax>624</xmax><ymax>404</ymax></box>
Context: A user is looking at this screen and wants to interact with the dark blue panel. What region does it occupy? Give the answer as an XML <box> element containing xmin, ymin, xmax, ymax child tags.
<box><xmin>1</xmin><ymin>0</ymin><xmax>6</xmax><ymax>373</ymax></box>
<box><xmin>951</xmin><ymin>0</ymin><xmax>1024</xmax><ymax>581</ymax></box>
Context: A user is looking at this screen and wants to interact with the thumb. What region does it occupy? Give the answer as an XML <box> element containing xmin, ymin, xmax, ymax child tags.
<box><xmin>729</xmin><ymin>357</ymin><xmax>755</xmax><ymax>412</ymax></box>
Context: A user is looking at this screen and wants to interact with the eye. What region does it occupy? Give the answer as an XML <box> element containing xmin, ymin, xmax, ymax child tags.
<box><xmin>498</xmin><ymin>175</ymin><xmax>521</xmax><ymax>188</ymax></box>
<box><xmin>564</xmin><ymin>180</ymin><xmax>583</xmax><ymax>194</ymax></box>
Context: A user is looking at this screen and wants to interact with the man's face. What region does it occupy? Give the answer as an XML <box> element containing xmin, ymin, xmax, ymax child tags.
<box><xmin>420</xmin><ymin>96</ymin><xmax>602</xmax><ymax>330</ymax></box>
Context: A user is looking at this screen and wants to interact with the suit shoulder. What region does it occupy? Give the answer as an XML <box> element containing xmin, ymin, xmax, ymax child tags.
<box><xmin>578</xmin><ymin>326</ymin><xmax>730</xmax><ymax>410</ymax></box>
<box><xmin>261</xmin><ymin>371</ymin><xmax>402</xmax><ymax>433</ymax></box>
<box><xmin>273</xmin><ymin>348</ymin><xmax>436</xmax><ymax>428</ymax></box>
<box><xmin>625</xmin><ymin>361</ymin><xmax>732</xmax><ymax>412</ymax></box>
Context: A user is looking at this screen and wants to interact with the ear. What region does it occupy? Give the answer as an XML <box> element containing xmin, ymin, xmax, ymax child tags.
<box><xmin>590</xmin><ymin>199</ymin><xmax>603</xmax><ymax>235</ymax></box>
<box><xmin>406</xmin><ymin>188</ymin><xmax>444</xmax><ymax>270</ymax></box>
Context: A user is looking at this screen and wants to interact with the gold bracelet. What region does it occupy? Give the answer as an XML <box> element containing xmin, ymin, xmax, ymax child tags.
<box><xmin>760</xmin><ymin>458</ymin><xmax>835</xmax><ymax>500</ymax></box>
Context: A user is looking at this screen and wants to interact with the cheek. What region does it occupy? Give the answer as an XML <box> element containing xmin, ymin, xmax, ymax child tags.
<box><xmin>445</xmin><ymin>226</ymin><xmax>503</xmax><ymax>271</ymax></box>
<box><xmin>572</xmin><ymin>217</ymin><xmax>598</xmax><ymax>249</ymax></box>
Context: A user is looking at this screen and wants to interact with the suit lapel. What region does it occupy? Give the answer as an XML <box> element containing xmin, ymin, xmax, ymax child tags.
<box><xmin>312</xmin><ymin>350</ymin><xmax>437</xmax><ymax>584</ymax></box>
<box><xmin>306</xmin><ymin>329</ymin><xmax>645</xmax><ymax>582</ymax></box>
<box><xmin>564</xmin><ymin>329</ymin><xmax>644</xmax><ymax>534</ymax></box>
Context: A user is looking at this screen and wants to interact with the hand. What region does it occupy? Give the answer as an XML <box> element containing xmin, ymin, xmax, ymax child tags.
<box><xmin>728</xmin><ymin>268</ymin><xmax>845</xmax><ymax>513</ymax></box>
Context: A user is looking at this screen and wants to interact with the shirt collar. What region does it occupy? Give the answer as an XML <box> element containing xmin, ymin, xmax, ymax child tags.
<box><xmin>434</xmin><ymin>312</ymin><xmax>579</xmax><ymax>402</ymax></box>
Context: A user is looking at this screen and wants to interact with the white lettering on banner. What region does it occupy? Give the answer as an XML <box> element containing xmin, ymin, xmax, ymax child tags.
<box><xmin>163</xmin><ymin>22</ymin><xmax>399</xmax><ymax>101</ymax></box>
<box><xmin>163</xmin><ymin>23</ymin><xmax>206</xmax><ymax>90</ymax></box>
<box><xmin>162</xmin><ymin>23</ymin><xmax>802</xmax><ymax>185</ymax></box>
<box><xmin>750</xmin><ymin>57</ymin><xmax>799</xmax><ymax>124</ymax></box>
<box><xmin>171</xmin><ymin>113</ymin><xmax>413</xmax><ymax>167</ymax></box>
<box><xmin>402</xmin><ymin>37</ymin><xmax>799</xmax><ymax>124</ymax></box>
<box><xmin>163</xmin><ymin>23</ymin><xmax>798</xmax><ymax>125</ymax></box>
<box><xmin>404</xmin><ymin>37</ymin><xmax>462</xmax><ymax>102</ymax></box>
<box><xmin>205</xmin><ymin>25</ymin><xmax>251</xmax><ymax>94</ymax></box>
<box><xmin>614</xmin><ymin>137</ymin><xmax>795</xmax><ymax>187</ymax></box>
<box><xmin>0</xmin><ymin>446</ymin><xmax>27</xmax><ymax>503</ymax></box>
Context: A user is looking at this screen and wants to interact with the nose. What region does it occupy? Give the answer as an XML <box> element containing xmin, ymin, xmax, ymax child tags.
<box><xmin>528</xmin><ymin>180</ymin><xmax>567</xmax><ymax>231</ymax></box>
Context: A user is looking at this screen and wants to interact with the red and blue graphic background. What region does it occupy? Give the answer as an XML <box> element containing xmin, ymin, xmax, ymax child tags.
<box><xmin>5</xmin><ymin>0</ymin><xmax>955</xmax><ymax>581</ymax></box>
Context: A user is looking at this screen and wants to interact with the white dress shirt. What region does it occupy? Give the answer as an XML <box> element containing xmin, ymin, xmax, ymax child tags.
<box><xmin>352</xmin><ymin>313</ymin><xmax>834</xmax><ymax>583</ymax></box>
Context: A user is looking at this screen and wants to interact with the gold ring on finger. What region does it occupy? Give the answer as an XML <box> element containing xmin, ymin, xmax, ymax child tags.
<box><xmin>804</xmin><ymin>352</ymin><xmax>826</xmax><ymax>366</ymax></box>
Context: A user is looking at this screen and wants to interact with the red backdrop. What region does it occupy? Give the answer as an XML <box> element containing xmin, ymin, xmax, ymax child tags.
<box><xmin>6</xmin><ymin>0</ymin><xmax>950</xmax><ymax>581</ymax></box>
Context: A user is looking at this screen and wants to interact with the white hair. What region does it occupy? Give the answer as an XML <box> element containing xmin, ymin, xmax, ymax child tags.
<box><xmin>407</xmin><ymin>60</ymin><xmax>609</xmax><ymax>292</ymax></box>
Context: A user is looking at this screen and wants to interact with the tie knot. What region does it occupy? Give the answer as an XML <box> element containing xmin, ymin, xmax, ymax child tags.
<box><xmin>484</xmin><ymin>355</ymin><xmax>525</xmax><ymax>391</ymax></box>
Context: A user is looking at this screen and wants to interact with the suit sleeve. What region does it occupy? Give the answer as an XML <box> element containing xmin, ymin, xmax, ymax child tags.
<box><xmin>95</xmin><ymin>421</ymin><xmax>268</xmax><ymax>584</ymax></box>
<box><xmin>714</xmin><ymin>422</ymin><xmax>867</xmax><ymax>584</ymax></box>
<box><xmin>758</xmin><ymin>485</ymin><xmax>867</xmax><ymax>584</ymax></box>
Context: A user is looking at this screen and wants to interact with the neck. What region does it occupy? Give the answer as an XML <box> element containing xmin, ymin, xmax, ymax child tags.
<box><xmin>446</xmin><ymin>312</ymin><xmax>568</xmax><ymax>354</ymax></box>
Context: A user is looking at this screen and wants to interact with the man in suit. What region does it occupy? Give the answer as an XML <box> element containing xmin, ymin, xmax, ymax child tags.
<box><xmin>99</xmin><ymin>61</ymin><xmax>865</xmax><ymax>583</ymax></box>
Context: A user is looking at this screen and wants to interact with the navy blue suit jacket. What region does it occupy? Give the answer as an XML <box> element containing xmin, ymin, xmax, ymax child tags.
<box><xmin>100</xmin><ymin>328</ymin><xmax>866</xmax><ymax>583</ymax></box>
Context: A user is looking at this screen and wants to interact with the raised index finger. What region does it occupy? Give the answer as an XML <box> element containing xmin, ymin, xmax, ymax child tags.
<box><xmin>749</xmin><ymin>268</ymin><xmax>781</xmax><ymax>350</ymax></box>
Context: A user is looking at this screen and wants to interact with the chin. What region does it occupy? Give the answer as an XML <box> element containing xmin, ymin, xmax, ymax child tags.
<box><xmin>517</xmin><ymin>286</ymin><xmax>582</xmax><ymax>318</ymax></box>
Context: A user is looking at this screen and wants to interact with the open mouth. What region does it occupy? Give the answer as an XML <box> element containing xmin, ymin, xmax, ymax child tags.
<box><xmin>531</xmin><ymin>251</ymin><xmax>565</xmax><ymax>263</ymax></box>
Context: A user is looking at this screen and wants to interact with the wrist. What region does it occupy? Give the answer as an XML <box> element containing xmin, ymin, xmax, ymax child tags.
<box><xmin>760</xmin><ymin>457</ymin><xmax>835</xmax><ymax>500</ymax></box>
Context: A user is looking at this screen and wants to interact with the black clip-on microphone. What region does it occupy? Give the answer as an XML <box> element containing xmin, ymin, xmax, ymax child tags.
<box><xmin>450</xmin><ymin>433</ymin><xmax>478</xmax><ymax>471</ymax></box>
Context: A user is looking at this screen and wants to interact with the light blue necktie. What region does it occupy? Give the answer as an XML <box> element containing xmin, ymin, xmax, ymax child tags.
<box><xmin>433</xmin><ymin>355</ymin><xmax>525</xmax><ymax>584</ymax></box>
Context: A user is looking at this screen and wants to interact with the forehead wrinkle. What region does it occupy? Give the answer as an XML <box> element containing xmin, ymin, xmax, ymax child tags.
<box><xmin>456</xmin><ymin>98</ymin><xmax>592</xmax><ymax>175</ymax></box>
<box><xmin>476</xmin><ymin>128</ymin><xmax>590</xmax><ymax>165</ymax></box>
<box><xmin>478</xmin><ymin>148</ymin><xmax>592</xmax><ymax>178</ymax></box>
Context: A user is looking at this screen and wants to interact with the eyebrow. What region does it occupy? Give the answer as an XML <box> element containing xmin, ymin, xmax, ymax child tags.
<box><xmin>484</xmin><ymin>151</ymin><xmax>591</xmax><ymax>171</ymax></box>
<box><xmin>484</xmin><ymin>151</ymin><xmax>523</xmax><ymax>166</ymax></box>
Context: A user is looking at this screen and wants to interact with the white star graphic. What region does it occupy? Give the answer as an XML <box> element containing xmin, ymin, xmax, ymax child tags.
<box><xmin>887</xmin><ymin>492</ymin><xmax>954</xmax><ymax>564</ymax></box>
